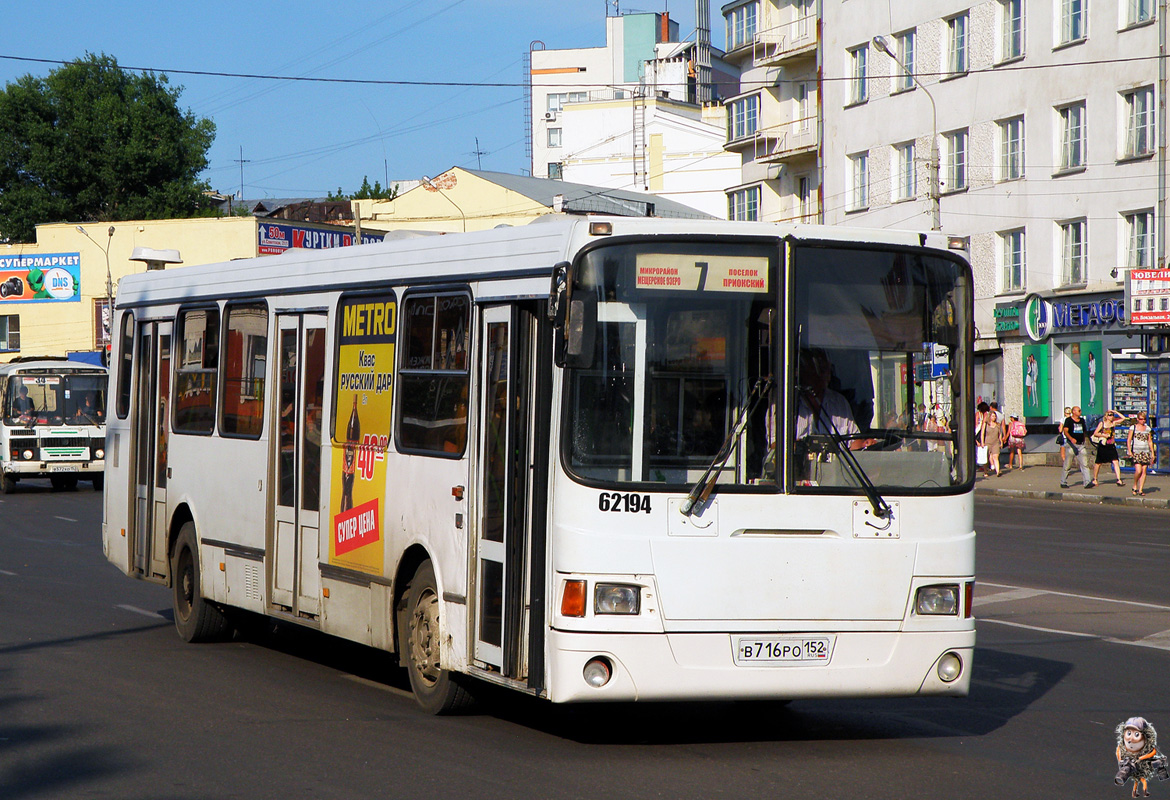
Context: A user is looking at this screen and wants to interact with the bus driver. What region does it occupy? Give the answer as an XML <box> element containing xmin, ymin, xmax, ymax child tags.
<box><xmin>796</xmin><ymin>348</ymin><xmax>872</xmax><ymax>450</ymax></box>
<box><xmin>11</xmin><ymin>385</ymin><xmax>34</xmax><ymax>421</ymax></box>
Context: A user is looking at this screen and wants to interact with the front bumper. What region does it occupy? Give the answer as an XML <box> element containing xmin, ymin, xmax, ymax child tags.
<box><xmin>545</xmin><ymin>628</ymin><xmax>975</xmax><ymax>703</ymax></box>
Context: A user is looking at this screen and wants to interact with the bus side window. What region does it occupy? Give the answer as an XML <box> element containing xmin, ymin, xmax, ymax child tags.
<box><xmin>116</xmin><ymin>312</ymin><xmax>135</xmax><ymax>419</ymax></box>
<box><xmin>174</xmin><ymin>307</ymin><xmax>220</xmax><ymax>434</ymax></box>
<box><xmin>396</xmin><ymin>292</ymin><xmax>470</xmax><ymax>456</ymax></box>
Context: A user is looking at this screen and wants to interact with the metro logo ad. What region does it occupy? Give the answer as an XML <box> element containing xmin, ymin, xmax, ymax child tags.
<box><xmin>329</xmin><ymin>292</ymin><xmax>396</xmax><ymax>576</ymax></box>
<box><xmin>0</xmin><ymin>253</ymin><xmax>82</xmax><ymax>303</ymax></box>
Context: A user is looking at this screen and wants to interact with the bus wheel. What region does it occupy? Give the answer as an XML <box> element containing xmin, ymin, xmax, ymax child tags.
<box><xmin>92</xmin><ymin>474</ymin><xmax>103</xmax><ymax>491</ymax></box>
<box><xmin>171</xmin><ymin>522</ymin><xmax>230</xmax><ymax>643</ymax></box>
<box><xmin>0</xmin><ymin>474</ymin><xmax>15</xmax><ymax>494</ymax></box>
<box><xmin>398</xmin><ymin>560</ymin><xmax>473</xmax><ymax>715</ymax></box>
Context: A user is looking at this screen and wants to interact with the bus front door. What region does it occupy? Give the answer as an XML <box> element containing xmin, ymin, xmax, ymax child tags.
<box><xmin>131</xmin><ymin>320</ymin><xmax>171</xmax><ymax>581</ymax></box>
<box><xmin>270</xmin><ymin>314</ymin><xmax>327</xmax><ymax>618</ymax></box>
<box><xmin>473</xmin><ymin>304</ymin><xmax>548</xmax><ymax>686</ymax></box>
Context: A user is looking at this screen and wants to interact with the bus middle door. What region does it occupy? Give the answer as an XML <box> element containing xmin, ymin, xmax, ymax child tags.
<box><xmin>270</xmin><ymin>313</ymin><xmax>327</xmax><ymax>618</ymax></box>
<box><xmin>131</xmin><ymin>320</ymin><xmax>171</xmax><ymax>582</ymax></box>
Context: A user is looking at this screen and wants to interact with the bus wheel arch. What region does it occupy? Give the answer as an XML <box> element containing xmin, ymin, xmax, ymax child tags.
<box><xmin>395</xmin><ymin>555</ymin><xmax>473</xmax><ymax>715</ymax></box>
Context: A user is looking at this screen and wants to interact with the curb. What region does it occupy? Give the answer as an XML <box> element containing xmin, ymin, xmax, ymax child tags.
<box><xmin>975</xmin><ymin>485</ymin><xmax>1170</xmax><ymax>509</ymax></box>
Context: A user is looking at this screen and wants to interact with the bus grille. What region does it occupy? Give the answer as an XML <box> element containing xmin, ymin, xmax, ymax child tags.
<box><xmin>41</xmin><ymin>436</ymin><xmax>89</xmax><ymax>448</ymax></box>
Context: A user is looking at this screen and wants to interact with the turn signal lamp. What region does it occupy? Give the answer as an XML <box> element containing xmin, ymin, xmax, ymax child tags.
<box><xmin>561</xmin><ymin>579</ymin><xmax>587</xmax><ymax>617</ymax></box>
<box><xmin>964</xmin><ymin>581</ymin><xmax>974</xmax><ymax>618</ymax></box>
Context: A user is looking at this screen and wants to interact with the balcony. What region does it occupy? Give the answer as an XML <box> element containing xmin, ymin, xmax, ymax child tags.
<box><xmin>746</xmin><ymin>117</ymin><xmax>818</xmax><ymax>163</ymax></box>
<box><xmin>754</xmin><ymin>15</ymin><xmax>817</xmax><ymax>67</ymax></box>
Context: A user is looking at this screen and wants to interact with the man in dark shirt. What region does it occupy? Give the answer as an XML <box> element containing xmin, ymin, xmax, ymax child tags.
<box><xmin>1060</xmin><ymin>405</ymin><xmax>1093</xmax><ymax>488</ymax></box>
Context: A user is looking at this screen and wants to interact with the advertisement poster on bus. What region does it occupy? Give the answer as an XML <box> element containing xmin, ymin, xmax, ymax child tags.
<box><xmin>330</xmin><ymin>292</ymin><xmax>396</xmax><ymax>575</ymax></box>
<box><xmin>1080</xmin><ymin>340</ymin><xmax>1103</xmax><ymax>416</ymax></box>
<box><xmin>1022</xmin><ymin>343</ymin><xmax>1050</xmax><ymax>418</ymax></box>
<box><xmin>0</xmin><ymin>253</ymin><xmax>81</xmax><ymax>303</ymax></box>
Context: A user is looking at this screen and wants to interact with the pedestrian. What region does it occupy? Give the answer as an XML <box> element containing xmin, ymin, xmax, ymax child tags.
<box><xmin>1006</xmin><ymin>414</ymin><xmax>1027</xmax><ymax>470</ymax></box>
<box><xmin>1090</xmin><ymin>410</ymin><xmax>1124</xmax><ymax>486</ymax></box>
<box><xmin>1060</xmin><ymin>405</ymin><xmax>1093</xmax><ymax>488</ymax></box>
<box><xmin>1057</xmin><ymin>406</ymin><xmax>1071</xmax><ymax>463</ymax></box>
<box><xmin>975</xmin><ymin>401</ymin><xmax>990</xmax><ymax>474</ymax></box>
<box><xmin>980</xmin><ymin>404</ymin><xmax>1004</xmax><ymax>477</ymax></box>
<box><xmin>1127</xmin><ymin>410</ymin><xmax>1154</xmax><ymax>496</ymax></box>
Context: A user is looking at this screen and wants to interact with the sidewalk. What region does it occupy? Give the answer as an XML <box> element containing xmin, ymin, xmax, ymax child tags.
<box><xmin>974</xmin><ymin>462</ymin><xmax>1170</xmax><ymax>509</ymax></box>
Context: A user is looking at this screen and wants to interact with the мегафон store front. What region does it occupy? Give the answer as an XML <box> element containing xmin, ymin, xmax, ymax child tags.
<box><xmin>994</xmin><ymin>290</ymin><xmax>1168</xmax><ymax>473</ymax></box>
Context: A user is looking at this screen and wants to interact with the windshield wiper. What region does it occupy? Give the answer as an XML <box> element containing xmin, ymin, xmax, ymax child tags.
<box><xmin>680</xmin><ymin>377</ymin><xmax>772</xmax><ymax>516</ymax></box>
<box><xmin>802</xmin><ymin>389</ymin><xmax>892</xmax><ymax>521</ymax></box>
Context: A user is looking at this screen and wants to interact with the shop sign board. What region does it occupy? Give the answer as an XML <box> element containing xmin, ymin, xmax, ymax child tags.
<box><xmin>1022</xmin><ymin>292</ymin><xmax>1126</xmax><ymax>342</ymax></box>
<box><xmin>1125</xmin><ymin>268</ymin><xmax>1170</xmax><ymax>325</ymax></box>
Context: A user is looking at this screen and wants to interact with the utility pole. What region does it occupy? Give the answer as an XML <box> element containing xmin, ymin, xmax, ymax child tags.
<box><xmin>235</xmin><ymin>146</ymin><xmax>251</xmax><ymax>201</ymax></box>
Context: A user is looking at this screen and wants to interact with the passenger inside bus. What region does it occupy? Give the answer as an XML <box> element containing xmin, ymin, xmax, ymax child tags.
<box><xmin>11</xmin><ymin>385</ymin><xmax>35</xmax><ymax>421</ymax></box>
<box><xmin>73</xmin><ymin>393</ymin><xmax>103</xmax><ymax>424</ymax></box>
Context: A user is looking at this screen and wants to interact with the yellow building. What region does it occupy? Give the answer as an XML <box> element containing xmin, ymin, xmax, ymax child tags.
<box><xmin>353</xmin><ymin>166</ymin><xmax>711</xmax><ymax>233</ymax></box>
<box><xmin>0</xmin><ymin>216</ymin><xmax>382</xmax><ymax>360</ymax></box>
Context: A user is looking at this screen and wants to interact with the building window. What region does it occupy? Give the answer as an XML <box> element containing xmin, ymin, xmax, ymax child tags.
<box><xmin>396</xmin><ymin>292</ymin><xmax>471</xmax><ymax>456</ymax></box>
<box><xmin>893</xmin><ymin>142</ymin><xmax>916</xmax><ymax>201</ymax></box>
<box><xmin>893</xmin><ymin>30</ymin><xmax>916</xmax><ymax>93</ymax></box>
<box><xmin>1000</xmin><ymin>0</ymin><xmax>1024</xmax><ymax>60</ymax></box>
<box><xmin>848</xmin><ymin>152</ymin><xmax>869</xmax><ymax>211</ymax></box>
<box><xmin>1060</xmin><ymin>0</ymin><xmax>1085</xmax><ymax>44</ymax></box>
<box><xmin>1124</xmin><ymin>86</ymin><xmax>1155</xmax><ymax>158</ymax></box>
<box><xmin>547</xmin><ymin>127</ymin><xmax>562</xmax><ymax>148</ymax></box>
<box><xmin>726</xmin><ymin>2</ymin><xmax>758</xmax><ymax>50</ymax></box>
<box><xmin>948</xmin><ymin>14</ymin><xmax>969</xmax><ymax>75</ymax></box>
<box><xmin>1001</xmin><ymin>229</ymin><xmax>1025</xmax><ymax>291</ymax></box>
<box><xmin>945</xmin><ymin>130</ymin><xmax>968</xmax><ymax>191</ymax></box>
<box><xmin>0</xmin><ymin>314</ymin><xmax>18</xmax><ymax>352</ymax></box>
<box><xmin>174</xmin><ymin>307</ymin><xmax>220</xmax><ymax>435</ymax></box>
<box><xmin>849</xmin><ymin>45</ymin><xmax>868</xmax><ymax>104</ymax></box>
<box><xmin>1058</xmin><ymin>102</ymin><xmax>1086</xmax><ymax>170</ymax></box>
<box><xmin>728</xmin><ymin>186</ymin><xmax>760</xmax><ymax>221</ymax></box>
<box><xmin>1127</xmin><ymin>0</ymin><xmax>1153</xmax><ymax>26</ymax></box>
<box><xmin>547</xmin><ymin>162</ymin><xmax>563</xmax><ymax>180</ymax></box>
<box><xmin>1061</xmin><ymin>219</ymin><xmax>1087</xmax><ymax>285</ymax></box>
<box><xmin>797</xmin><ymin>175</ymin><xmax>814</xmax><ymax>222</ymax></box>
<box><xmin>1126</xmin><ymin>210</ymin><xmax>1155</xmax><ymax>267</ymax></box>
<box><xmin>728</xmin><ymin>95</ymin><xmax>759</xmax><ymax>140</ymax></box>
<box><xmin>1000</xmin><ymin>116</ymin><xmax>1025</xmax><ymax>181</ymax></box>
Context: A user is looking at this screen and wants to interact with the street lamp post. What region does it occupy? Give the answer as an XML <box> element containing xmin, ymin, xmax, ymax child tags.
<box><xmin>420</xmin><ymin>175</ymin><xmax>467</xmax><ymax>233</ymax></box>
<box><xmin>872</xmin><ymin>35</ymin><xmax>941</xmax><ymax>231</ymax></box>
<box><xmin>76</xmin><ymin>225</ymin><xmax>115</xmax><ymax>354</ymax></box>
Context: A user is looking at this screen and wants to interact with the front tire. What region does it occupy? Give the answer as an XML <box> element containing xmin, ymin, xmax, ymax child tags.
<box><xmin>92</xmin><ymin>474</ymin><xmax>104</xmax><ymax>491</ymax></box>
<box><xmin>171</xmin><ymin>522</ymin><xmax>230</xmax><ymax>643</ymax></box>
<box><xmin>397</xmin><ymin>560</ymin><xmax>473</xmax><ymax>714</ymax></box>
<box><xmin>0</xmin><ymin>473</ymin><xmax>15</xmax><ymax>494</ymax></box>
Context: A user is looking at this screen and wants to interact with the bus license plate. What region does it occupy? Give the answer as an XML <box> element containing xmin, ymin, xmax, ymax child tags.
<box><xmin>734</xmin><ymin>636</ymin><xmax>834</xmax><ymax>666</ymax></box>
<box><xmin>49</xmin><ymin>465</ymin><xmax>79</xmax><ymax>473</ymax></box>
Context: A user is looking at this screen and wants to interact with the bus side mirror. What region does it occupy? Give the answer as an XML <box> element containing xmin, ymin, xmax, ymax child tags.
<box><xmin>563</xmin><ymin>295</ymin><xmax>596</xmax><ymax>369</ymax></box>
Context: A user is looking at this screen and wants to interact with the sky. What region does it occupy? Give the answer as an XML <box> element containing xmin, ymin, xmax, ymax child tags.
<box><xmin>0</xmin><ymin>1</ymin><xmax>715</xmax><ymax>200</ymax></box>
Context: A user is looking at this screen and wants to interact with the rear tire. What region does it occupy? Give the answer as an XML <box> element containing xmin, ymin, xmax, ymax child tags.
<box><xmin>0</xmin><ymin>474</ymin><xmax>15</xmax><ymax>494</ymax></box>
<box><xmin>397</xmin><ymin>560</ymin><xmax>473</xmax><ymax>715</ymax></box>
<box><xmin>171</xmin><ymin>522</ymin><xmax>230</xmax><ymax>643</ymax></box>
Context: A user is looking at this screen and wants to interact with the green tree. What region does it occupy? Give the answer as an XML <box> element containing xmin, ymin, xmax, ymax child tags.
<box><xmin>330</xmin><ymin>176</ymin><xmax>399</xmax><ymax>201</ymax></box>
<box><xmin>0</xmin><ymin>53</ymin><xmax>215</xmax><ymax>242</ymax></box>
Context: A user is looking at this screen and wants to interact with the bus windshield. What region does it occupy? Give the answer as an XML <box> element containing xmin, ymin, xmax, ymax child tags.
<box><xmin>789</xmin><ymin>243</ymin><xmax>972</xmax><ymax>491</ymax></box>
<box><xmin>5</xmin><ymin>372</ymin><xmax>107</xmax><ymax>427</ymax></box>
<box><xmin>563</xmin><ymin>241</ymin><xmax>778</xmax><ymax>488</ymax></box>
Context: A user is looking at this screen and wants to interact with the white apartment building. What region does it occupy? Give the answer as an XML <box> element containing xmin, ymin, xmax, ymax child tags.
<box><xmin>819</xmin><ymin>0</ymin><xmax>1167</xmax><ymax>455</ymax></box>
<box><xmin>719</xmin><ymin>0</ymin><xmax>820</xmax><ymax>223</ymax></box>
<box><xmin>531</xmin><ymin>10</ymin><xmax>740</xmax><ymax>215</ymax></box>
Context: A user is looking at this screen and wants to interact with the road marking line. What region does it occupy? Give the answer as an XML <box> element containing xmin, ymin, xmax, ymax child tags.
<box><xmin>980</xmin><ymin>581</ymin><xmax>1170</xmax><ymax>612</ymax></box>
<box><xmin>116</xmin><ymin>604</ymin><xmax>165</xmax><ymax>619</ymax></box>
<box><xmin>1130</xmin><ymin>541</ymin><xmax>1170</xmax><ymax>548</ymax></box>
<box><xmin>54</xmin><ymin>516</ymin><xmax>77</xmax><ymax>522</ymax></box>
<box><xmin>981</xmin><ymin>618</ymin><xmax>1170</xmax><ymax>651</ymax></box>
<box><xmin>0</xmin><ymin>569</ymin><xmax>16</xmax><ymax>576</ymax></box>
<box><xmin>975</xmin><ymin>588</ymin><xmax>1047</xmax><ymax>606</ymax></box>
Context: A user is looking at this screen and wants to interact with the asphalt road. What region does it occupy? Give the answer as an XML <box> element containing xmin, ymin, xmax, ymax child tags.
<box><xmin>1</xmin><ymin>485</ymin><xmax>1166</xmax><ymax>799</ymax></box>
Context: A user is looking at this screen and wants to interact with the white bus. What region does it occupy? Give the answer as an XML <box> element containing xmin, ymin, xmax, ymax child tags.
<box><xmin>1</xmin><ymin>357</ymin><xmax>107</xmax><ymax>493</ymax></box>
<box><xmin>102</xmin><ymin>216</ymin><xmax>975</xmax><ymax>713</ymax></box>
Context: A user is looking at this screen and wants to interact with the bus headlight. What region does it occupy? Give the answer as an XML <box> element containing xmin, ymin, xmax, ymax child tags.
<box><xmin>915</xmin><ymin>584</ymin><xmax>959</xmax><ymax>615</ymax></box>
<box><xmin>583</xmin><ymin>657</ymin><xmax>612</xmax><ymax>688</ymax></box>
<box><xmin>22</xmin><ymin>449</ymin><xmax>34</xmax><ymax>460</ymax></box>
<box><xmin>937</xmin><ymin>652</ymin><xmax>963</xmax><ymax>682</ymax></box>
<box><xmin>594</xmin><ymin>584</ymin><xmax>640</xmax><ymax>615</ymax></box>
<box><xmin>94</xmin><ymin>448</ymin><xmax>105</xmax><ymax>459</ymax></box>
